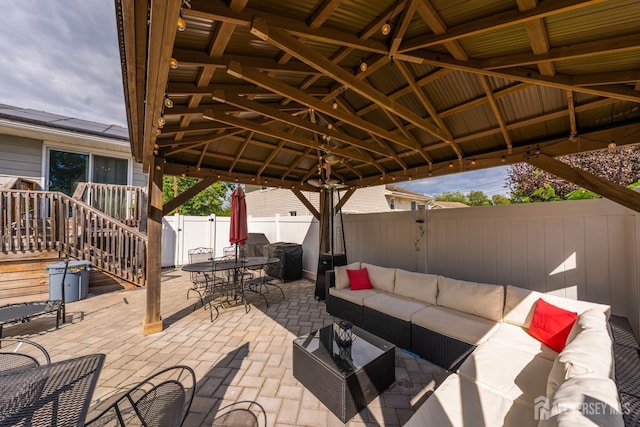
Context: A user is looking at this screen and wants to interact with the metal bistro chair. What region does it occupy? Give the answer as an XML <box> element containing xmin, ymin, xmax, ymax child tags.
<box><xmin>203</xmin><ymin>256</ymin><xmax>239</xmax><ymax>321</ymax></box>
<box><xmin>246</xmin><ymin>250</ymin><xmax>285</xmax><ymax>308</ymax></box>
<box><xmin>85</xmin><ymin>365</ymin><xmax>195</xmax><ymax>427</ymax></box>
<box><xmin>0</xmin><ymin>338</ymin><xmax>51</xmax><ymax>375</ymax></box>
<box><xmin>186</xmin><ymin>247</ymin><xmax>215</xmax><ymax>310</ymax></box>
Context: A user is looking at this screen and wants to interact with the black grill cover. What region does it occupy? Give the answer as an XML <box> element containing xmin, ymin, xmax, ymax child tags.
<box><xmin>265</xmin><ymin>242</ymin><xmax>303</xmax><ymax>282</ymax></box>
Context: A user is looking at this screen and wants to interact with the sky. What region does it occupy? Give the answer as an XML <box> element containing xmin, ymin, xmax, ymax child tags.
<box><xmin>0</xmin><ymin>0</ymin><xmax>512</xmax><ymax>197</ymax></box>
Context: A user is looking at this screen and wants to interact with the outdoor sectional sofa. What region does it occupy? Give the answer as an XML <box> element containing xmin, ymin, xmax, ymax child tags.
<box><xmin>325</xmin><ymin>262</ymin><xmax>639</xmax><ymax>426</ymax></box>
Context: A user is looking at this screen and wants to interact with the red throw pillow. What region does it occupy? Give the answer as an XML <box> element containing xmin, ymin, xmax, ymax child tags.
<box><xmin>347</xmin><ymin>268</ymin><xmax>372</xmax><ymax>290</ymax></box>
<box><xmin>528</xmin><ymin>298</ymin><xmax>578</xmax><ymax>352</ymax></box>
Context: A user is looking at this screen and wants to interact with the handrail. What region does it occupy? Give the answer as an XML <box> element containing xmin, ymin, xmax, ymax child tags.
<box><xmin>73</xmin><ymin>183</ymin><xmax>146</xmax><ymax>229</ymax></box>
<box><xmin>0</xmin><ymin>189</ymin><xmax>147</xmax><ymax>286</ymax></box>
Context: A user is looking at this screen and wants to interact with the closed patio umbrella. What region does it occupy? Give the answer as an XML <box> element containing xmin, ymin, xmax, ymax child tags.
<box><xmin>229</xmin><ymin>186</ymin><xmax>248</xmax><ymax>260</ymax></box>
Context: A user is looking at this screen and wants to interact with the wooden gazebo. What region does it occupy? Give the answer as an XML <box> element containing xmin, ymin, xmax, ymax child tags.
<box><xmin>114</xmin><ymin>0</ymin><xmax>640</xmax><ymax>334</ymax></box>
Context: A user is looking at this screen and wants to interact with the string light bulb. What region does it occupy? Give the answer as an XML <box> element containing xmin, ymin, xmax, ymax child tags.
<box><xmin>359</xmin><ymin>59</ymin><xmax>368</xmax><ymax>72</ymax></box>
<box><xmin>157</xmin><ymin>117</ymin><xmax>165</xmax><ymax>128</ymax></box>
<box><xmin>332</xmin><ymin>99</ymin><xmax>338</xmax><ymax>109</ymax></box>
<box><xmin>164</xmin><ymin>96</ymin><xmax>174</xmax><ymax>108</ymax></box>
<box><xmin>381</xmin><ymin>21</ymin><xmax>391</xmax><ymax>35</ymax></box>
<box><xmin>608</xmin><ymin>142</ymin><xmax>617</xmax><ymax>149</ymax></box>
<box><xmin>177</xmin><ymin>15</ymin><xmax>186</xmax><ymax>31</ymax></box>
<box><xmin>169</xmin><ymin>58</ymin><xmax>179</xmax><ymax>69</ymax></box>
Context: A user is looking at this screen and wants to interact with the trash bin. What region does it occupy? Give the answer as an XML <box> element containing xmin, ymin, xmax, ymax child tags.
<box><xmin>47</xmin><ymin>260</ymin><xmax>92</xmax><ymax>303</ymax></box>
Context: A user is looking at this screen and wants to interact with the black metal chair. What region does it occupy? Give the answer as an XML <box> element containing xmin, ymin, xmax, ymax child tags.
<box><xmin>85</xmin><ymin>365</ymin><xmax>195</xmax><ymax>427</ymax></box>
<box><xmin>212</xmin><ymin>400</ymin><xmax>267</xmax><ymax>426</ymax></box>
<box><xmin>186</xmin><ymin>247</ymin><xmax>215</xmax><ymax>309</ymax></box>
<box><xmin>246</xmin><ymin>252</ymin><xmax>285</xmax><ymax>308</ymax></box>
<box><xmin>0</xmin><ymin>338</ymin><xmax>51</xmax><ymax>375</ymax></box>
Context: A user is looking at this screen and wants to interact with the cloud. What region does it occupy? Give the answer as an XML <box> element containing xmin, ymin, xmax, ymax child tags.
<box><xmin>0</xmin><ymin>0</ymin><xmax>126</xmax><ymax>126</ymax></box>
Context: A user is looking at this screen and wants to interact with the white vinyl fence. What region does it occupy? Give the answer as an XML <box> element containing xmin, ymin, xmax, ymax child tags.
<box><xmin>162</xmin><ymin>198</ymin><xmax>639</xmax><ymax>334</ymax></box>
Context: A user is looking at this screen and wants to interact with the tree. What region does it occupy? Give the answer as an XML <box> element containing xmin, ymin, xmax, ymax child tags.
<box><xmin>162</xmin><ymin>176</ymin><xmax>234</xmax><ymax>216</ymax></box>
<box><xmin>507</xmin><ymin>146</ymin><xmax>640</xmax><ymax>202</ymax></box>
<box><xmin>491</xmin><ymin>194</ymin><xmax>511</xmax><ymax>205</ymax></box>
<box><xmin>467</xmin><ymin>190</ymin><xmax>491</xmax><ymax>206</ymax></box>
<box><xmin>434</xmin><ymin>191</ymin><xmax>467</xmax><ymax>204</ymax></box>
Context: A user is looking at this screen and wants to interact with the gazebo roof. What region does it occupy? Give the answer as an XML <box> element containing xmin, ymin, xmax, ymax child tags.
<box><xmin>115</xmin><ymin>0</ymin><xmax>640</xmax><ymax>198</ymax></box>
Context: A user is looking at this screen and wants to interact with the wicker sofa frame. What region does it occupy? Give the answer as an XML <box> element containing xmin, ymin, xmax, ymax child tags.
<box><xmin>326</xmin><ymin>270</ymin><xmax>640</xmax><ymax>426</ymax></box>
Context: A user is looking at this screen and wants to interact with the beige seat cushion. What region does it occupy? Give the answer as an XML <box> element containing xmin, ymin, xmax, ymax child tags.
<box><xmin>488</xmin><ymin>323</ymin><xmax>558</xmax><ymax>361</ymax></box>
<box><xmin>539</xmin><ymin>375</ymin><xmax>624</xmax><ymax>427</ymax></box>
<box><xmin>566</xmin><ymin>307</ymin><xmax>609</xmax><ymax>344</ymax></box>
<box><xmin>404</xmin><ymin>374</ymin><xmax>538</xmax><ymax>427</ymax></box>
<box><xmin>394</xmin><ymin>268</ymin><xmax>438</xmax><ymax>305</ymax></box>
<box><xmin>458</xmin><ymin>340</ymin><xmax>553</xmax><ymax>408</ymax></box>
<box><xmin>411</xmin><ymin>306</ymin><xmax>499</xmax><ymax>345</ymax></box>
<box><xmin>361</xmin><ymin>263</ymin><xmax>396</xmax><ymax>293</ymax></box>
<box><xmin>328</xmin><ymin>287</ymin><xmax>381</xmax><ymax>306</ymax></box>
<box><xmin>503</xmin><ymin>285</ymin><xmax>611</xmax><ymax>329</ymax></box>
<box><xmin>546</xmin><ymin>326</ymin><xmax>614</xmax><ymax>398</ymax></box>
<box><xmin>437</xmin><ymin>276</ymin><xmax>505</xmax><ymax>322</ymax></box>
<box><xmin>363</xmin><ymin>292</ymin><xmax>429</xmax><ymax>322</ymax></box>
<box><xmin>334</xmin><ymin>262</ymin><xmax>361</xmax><ymax>290</ymax></box>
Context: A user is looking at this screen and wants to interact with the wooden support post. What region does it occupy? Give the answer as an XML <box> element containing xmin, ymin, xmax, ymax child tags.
<box><xmin>142</xmin><ymin>157</ymin><xmax>165</xmax><ymax>335</ymax></box>
<box><xmin>291</xmin><ymin>188</ymin><xmax>320</xmax><ymax>220</ymax></box>
<box><xmin>335</xmin><ymin>187</ymin><xmax>356</xmax><ymax>213</ymax></box>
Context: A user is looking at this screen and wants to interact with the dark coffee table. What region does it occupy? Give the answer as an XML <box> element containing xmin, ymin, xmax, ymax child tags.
<box><xmin>292</xmin><ymin>324</ymin><xmax>395</xmax><ymax>423</ymax></box>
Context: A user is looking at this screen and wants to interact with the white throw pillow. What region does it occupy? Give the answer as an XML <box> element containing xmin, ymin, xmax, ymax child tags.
<box><xmin>361</xmin><ymin>263</ymin><xmax>395</xmax><ymax>293</ymax></box>
<box><xmin>437</xmin><ymin>276</ymin><xmax>504</xmax><ymax>322</ymax></box>
<box><xmin>566</xmin><ymin>308</ymin><xmax>609</xmax><ymax>345</ymax></box>
<box><xmin>334</xmin><ymin>262</ymin><xmax>360</xmax><ymax>290</ymax></box>
<box><xmin>546</xmin><ymin>327</ymin><xmax>614</xmax><ymax>398</ymax></box>
<box><xmin>394</xmin><ymin>268</ymin><xmax>438</xmax><ymax>304</ymax></box>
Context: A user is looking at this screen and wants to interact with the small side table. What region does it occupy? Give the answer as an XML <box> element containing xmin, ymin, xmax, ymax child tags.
<box><xmin>293</xmin><ymin>324</ymin><xmax>395</xmax><ymax>423</ymax></box>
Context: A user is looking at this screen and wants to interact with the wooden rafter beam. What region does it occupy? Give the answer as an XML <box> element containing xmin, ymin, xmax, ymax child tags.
<box><xmin>162</xmin><ymin>176</ymin><xmax>216</xmax><ymax>215</ymax></box>
<box><xmin>567</xmin><ymin>91</ymin><xmax>577</xmax><ymax>138</ymax></box>
<box><xmin>187</xmin><ymin>0</ymin><xmax>389</xmax><ymax>54</ymax></box>
<box><xmin>479</xmin><ymin>75</ymin><xmax>513</xmax><ymax>153</ymax></box>
<box><xmin>167</xmin><ymin>82</ymin><xmax>331</xmax><ymax>97</ymax></box>
<box><xmin>230</xmin><ymin>131</ymin><xmax>254</xmax><ymax>173</ymax></box>
<box><xmin>172</xmin><ymin>50</ymin><xmax>318</xmax><ymax>75</ymax></box>
<box><xmin>203</xmin><ymin>110</ymin><xmax>373</xmax><ymax>164</ymax></box>
<box><xmin>481</xmin><ymin>33</ymin><xmax>640</xmax><ymax>71</ymax></box>
<box><xmin>283</xmin><ymin>147</ymin><xmax>313</xmax><ymax>179</ymax></box>
<box><xmin>399</xmin><ymin>0</ymin><xmax>606</xmax><ymax>52</ymax></box>
<box><xmin>335</xmin><ymin>187</ymin><xmax>356</xmax><ymax>213</ymax></box>
<box><xmin>439</xmin><ymin>83</ymin><xmax>530</xmax><ymax>118</ymax></box>
<box><xmin>390</xmin><ymin>0</ymin><xmax>418</xmax><ymax>56</ymax></box>
<box><xmin>517</xmin><ymin>0</ymin><xmax>555</xmax><ymax>76</ymax></box>
<box><xmin>413</xmin><ymin>50</ymin><xmax>640</xmax><ymax>103</ymax></box>
<box><xmin>248</xmin><ymin>19</ymin><xmax>451</xmax><ymax>143</ymax></box>
<box><xmin>415</xmin><ymin>0</ymin><xmax>468</xmax><ymax>61</ymax></box>
<box><xmin>291</xmin><ymin>188</ymin><xmax>320</xmax><ymax>219</ymax></box>
<box><xmin>226</xmin><ymin>61</ymin><xmax>424</xmax><ymax>152</ymax></box>
<box><xmin>212</xmin><ymin>90</ymin><xmax>394</xmax><ymax>157</ymax></box>
<box><xmin>527</xmin><ymin>154</ymin><xmax>640</xmax><ymax>213</ymax></box>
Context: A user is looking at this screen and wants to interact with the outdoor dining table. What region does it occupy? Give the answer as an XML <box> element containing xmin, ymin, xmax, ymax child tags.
<box><xmin>0</xmin><ymin>353</ymin><xmax>105</xmax><ymax>426</ymax></box>
<box><xmin>182</xmin><ymin>256</ymin><xmax>279</xmax><ymax>310</ymax></box>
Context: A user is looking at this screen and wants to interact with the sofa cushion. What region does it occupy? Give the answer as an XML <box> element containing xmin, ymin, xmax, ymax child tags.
<box><xmin>458</xmin><ymin>340</ymin><xmax>553</xmax><ymax>407</ymax></box>
<box><xmin>528</xmin><ymin>299</ymin><xmax>577</xmax><ymax>352</ymax></box>
<box><xmin>404</xmin><ymin>374</ymin><xmax>538</xmax><ymax>427</ymax></box>
<box><xmin>347</xmin><ymin>268</ymin><xmax>372</xmax><ymax>290</ymax></box>
<box><xmin>334</xmin><ymin>262</ymin><xmax>361</xmax><ymax>289</ymax></box>
<box><xmin>411</xmin><ymin>305</ymin><xmax>499</xmax><ymax>345</ymax></box>
<box><xmin>328</xmin><ymin>287</ymin><xmax>381</xmax><ymax>306</ymax></box>
<box><xmin>539</xmin><ymin>375</ymin><xmax>624</xmax><ymax>427</ymax></box>
<box><xmin>566</xmin><ymin>308</ymin><xmax>609</xmax><ymax>344</ymax></box>
<box><xmin>361</xmin><ymin>263</ymin><xmax>395</xmax><ymax>293</ymax></box>
<box><xmin>488</xmin><ymin>323</ymin><xmax>558</xmax><ymax>361</ymax></box>
<box><xmin>394</xmin><ymin>269</ymin><xmax>438</xmax><ymax>305</ymax></box>
<box><xmin>503</xmin><ymin>285</ymin><xmax>611</xmax><ymax>329</ymax></box>
<box><xmin>363</xmin><ymin>293</ymin><xmax>429</xmax><ymax>322</ymax></box>
<box><xmin>546</xmin><ymin>326</ymin><xmax>614</xmax><ymax>398</ymax></box>
<box><xmin>437</xmin><ymin>276</ymin><xmax>504</xmax><ymax>322</ymax></box>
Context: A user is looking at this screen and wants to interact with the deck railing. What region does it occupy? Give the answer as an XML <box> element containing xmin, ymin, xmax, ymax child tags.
<box><xmin>72</xmin><ymin>183</ymin><xmax>146</xmax><ymax>229</ymax></box>
<box><xmin>0</xmin><ymin>189</ymin><xmax>147</xmax><ymax>286</ymax></box>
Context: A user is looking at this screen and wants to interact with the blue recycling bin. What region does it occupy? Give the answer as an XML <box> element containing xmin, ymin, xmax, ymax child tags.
<box><xmin>47</xmin><ymin>260</ymin><xmax>92</xmax><ymax>303</ymax></box>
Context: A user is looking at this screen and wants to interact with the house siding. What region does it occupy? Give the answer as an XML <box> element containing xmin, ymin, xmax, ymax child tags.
<box><xmin>0</xmin><ymin>134</ymin><xmax>43</xmax><ymax>186</ymax></box>
<box><xmin>132</xmin><ymin>162</ymin><xmax>147</xmax><ymax>188</ymax></box>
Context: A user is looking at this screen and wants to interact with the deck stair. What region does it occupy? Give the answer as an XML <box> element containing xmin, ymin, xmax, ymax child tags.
<box><xmin>1</xmin><ymin>187</ymin><xmax>148</xmax><ymax>301</ymax></box>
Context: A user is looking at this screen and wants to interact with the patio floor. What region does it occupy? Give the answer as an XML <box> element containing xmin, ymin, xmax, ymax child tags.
<box><xmin>3</xmin><ymin>269</ymin><xmax>447</xmax><ymax>426</ymax></box>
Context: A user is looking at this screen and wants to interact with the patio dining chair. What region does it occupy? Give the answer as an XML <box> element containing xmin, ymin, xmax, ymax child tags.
<box><xmin>246</xmin><ymin>252</ymin><xmax>285</xmax><ymax>308</ymax></box>
<box><xmin>0</xmin><ymin>338</ymin><xmax>51</xmax><ymax>375</ymax></box>
<box><xmin>186</xmin><ymin>247</ymin><xmax>215</xmax><ymax>309</ymax></box>
<box><xmin>85</xmin><ymin>365</ymin><xmax>195</xmax><ymax>427</ymax></box>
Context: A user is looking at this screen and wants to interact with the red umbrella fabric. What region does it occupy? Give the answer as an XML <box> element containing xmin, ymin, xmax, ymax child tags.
<box><xmin>229</xmin><ymin>186</ymin><xmax>248</xmax><ymax>246</ymax></box>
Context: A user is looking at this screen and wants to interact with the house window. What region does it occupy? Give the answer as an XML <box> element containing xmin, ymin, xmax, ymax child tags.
<box><xmin>290</xmin><ymin>211</ymin><xmax>297</xmax><ymax>216</ymax></box>
<box><xmin>411</xmin><ymin>201</ymin><xmax>417</xmax><ymax>211</ymax></box>
<box><xmin>389</xmin><ymin>198</ymin><xmax>395</xmax><ymax>209</ymax></box>
<box><xmin>48</xmin><ymin>149</ymin><xmax>129</xmax><ymax>195</ymax></box>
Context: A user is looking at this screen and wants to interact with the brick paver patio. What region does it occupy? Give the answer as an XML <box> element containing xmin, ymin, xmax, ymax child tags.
<box><xmin>3</xmin><ymin>269</ymin><xmax>446</xmax><ymax>426</ymax></box>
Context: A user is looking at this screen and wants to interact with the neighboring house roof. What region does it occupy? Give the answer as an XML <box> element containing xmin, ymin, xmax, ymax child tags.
<box><xmin>428</xmin><ymin>201</ymin><xmax>470</xmax><ymax>209</ymax></box>
<box><xmin>0</xmin><ymin>104</ymin><xmax>128</xmax><ymax>141</ymax></box>
<box><xmin>384</xmin><ymin>184</ymin><xmax>431</xmax><ymax>202</ymax></box>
